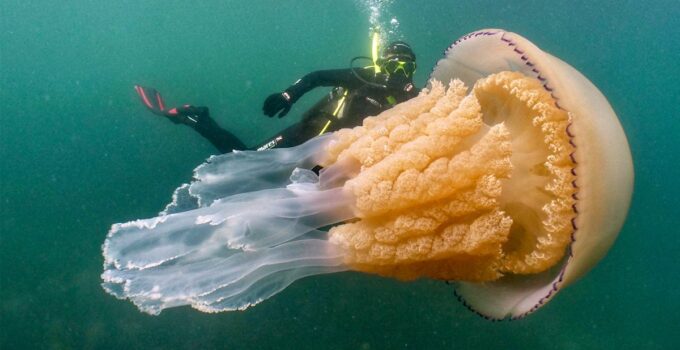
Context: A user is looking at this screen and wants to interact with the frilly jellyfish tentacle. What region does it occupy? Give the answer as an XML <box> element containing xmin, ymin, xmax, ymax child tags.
<box><xmin>164</xmin><ymin>133</ymin><xmax>334</xmax><ymax>213</ymax></box>
<box><xmin>191</xmin><ymin>242</ymin><xmax>347</xmax><ymax>313</ymax></box>
<box><xmin>103</xmin><ymin>238</ymin><xmax>347</xmax><ymax>315</ymax></box>
<box><xmin>104</xmin><ymin>186</ymin><xmax>353</xmax><ymax>269</ymax></box>
<box><xmin>102</xmin><ymin>136</ymin><xmax>355</xmax><ymax>314</ymax></box>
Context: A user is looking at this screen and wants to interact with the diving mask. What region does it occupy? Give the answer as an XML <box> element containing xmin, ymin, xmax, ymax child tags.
<box><xmin>382</xmin><ymin>57</ymin><xmax>416</xmax><ymax>77</ymax></box>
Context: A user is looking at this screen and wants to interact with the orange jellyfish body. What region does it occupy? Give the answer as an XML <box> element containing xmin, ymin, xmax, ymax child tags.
<box><xmin>324</xmin><ymin>72</ymin><xmax>577</xmax><ymax>283</ymax></box>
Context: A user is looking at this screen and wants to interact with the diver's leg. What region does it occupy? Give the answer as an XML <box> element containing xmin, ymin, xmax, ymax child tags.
<box><xmin>173</xmin><ymin>106</ymin><xmax>247</xmax><ymax>153</ymax></box>
<box><xmin>253</xmin><ymin>123</ymin><xmax>301</xmax><ymax>151</ymax></box>
<box><xmin>254</xmin><ymin>121</ymin><xmax>320</xmax><ymax>151</ymax></box>
<box><xmin>134</xmin><ymin>85</ymin><xmax>246</xmax><ymax>153</ymax></box>
<box><xmin>254</xmin><ymin>111</ymin><xmax>334</xmax><ymax>151</ymax></box>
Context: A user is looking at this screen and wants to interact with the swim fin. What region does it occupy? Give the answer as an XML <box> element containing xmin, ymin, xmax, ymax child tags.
<box><xmin>134</xmin><ymin>85</ymin><xmax>171</xmax><ymax>116</ymax></box>
<box><xmin>134</xmin><ymin>84</ymin><xmax>199</xmax><ymax>125</ymax></box>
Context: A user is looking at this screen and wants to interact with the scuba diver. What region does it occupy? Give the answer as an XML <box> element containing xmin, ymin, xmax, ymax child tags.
<box><xmin>134</xmin><ymin>38</ymin><xmax>419</xmax><ymax>153</ymax></box>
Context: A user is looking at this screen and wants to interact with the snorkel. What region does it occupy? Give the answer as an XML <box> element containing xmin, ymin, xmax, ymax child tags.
<box><xmin>371</xmin><ymin>31</ymin><xmax>382</xmax><ymax>74</ymax></box>
<box><xmin>349</xmin><ymin>29</ymin><xmax>388</xmax><ymax>88</ymax></box>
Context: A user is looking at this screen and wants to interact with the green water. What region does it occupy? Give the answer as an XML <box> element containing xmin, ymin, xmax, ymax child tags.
<box><xmin>1</xmin><ymin>1</ymin><xmax>678</xmax><ymax>349</ymax></box>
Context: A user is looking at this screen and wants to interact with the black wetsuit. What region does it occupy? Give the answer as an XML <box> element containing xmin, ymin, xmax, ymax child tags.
<box><xmin>268</xmin><ymin>67</ymin><xmax>419</xmax><ymax>149</ymax></box>
<box><xmin>166</xmin><ymin>105</ymin><xmax>248</xmax><ymax>152</ymax></box>
<box><xmin>140</xmin><ymin>67</ymin><xmax>418</xmax><ymax>153</ymax></box>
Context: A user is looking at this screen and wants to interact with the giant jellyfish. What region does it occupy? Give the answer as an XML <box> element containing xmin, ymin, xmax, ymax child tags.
<box><xmin>102</xmin><ymin>29</ymin><xmax>633</xmax><ymax>319</ymax></box>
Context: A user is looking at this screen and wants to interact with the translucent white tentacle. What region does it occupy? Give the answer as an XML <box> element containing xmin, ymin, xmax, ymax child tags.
<box><xmin>101</xmin><ymin>135</ymin><xmax>353</xmax><ymax>315</ymax></box>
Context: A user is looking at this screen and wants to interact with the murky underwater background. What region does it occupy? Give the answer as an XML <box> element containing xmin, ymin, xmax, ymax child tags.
<box><xmin>1</xmin><ymin>0</ymin><xmax>678</xmax><ymax>349</ymax></box>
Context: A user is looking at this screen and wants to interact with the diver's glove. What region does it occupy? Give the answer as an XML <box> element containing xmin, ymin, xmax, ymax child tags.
<box><xmin>263</xmin><ymin>92</ymin><xmax>293</xmax><ymax>118</ymax></box>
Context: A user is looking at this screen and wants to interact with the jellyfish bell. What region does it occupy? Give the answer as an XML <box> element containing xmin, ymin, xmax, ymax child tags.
<box><xmin>102</xmin><ymin>29</ymin><xmax>632</xmax><ymax>319</ymax></box>
<box><xmin>428</xmin><ymin>29</ymin><xmax>634</xmax><ymax>318</ymax></box>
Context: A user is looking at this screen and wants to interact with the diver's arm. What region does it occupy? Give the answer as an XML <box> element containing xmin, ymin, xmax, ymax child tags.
<box><xmin>263</xmin><ymin>68</ymin><xmax>373</xmax><ymax>118</ymax></box>
<box><xmin>284</xmin><ymin>68</ymin><xmax>371</xmax><ymax>102</ymax></box>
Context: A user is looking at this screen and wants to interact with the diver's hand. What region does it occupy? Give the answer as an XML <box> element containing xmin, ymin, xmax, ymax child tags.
<box><xmin>263</xmin><ymin>92</ymin><xmax>292</xmax><ymax>118</ymax></box>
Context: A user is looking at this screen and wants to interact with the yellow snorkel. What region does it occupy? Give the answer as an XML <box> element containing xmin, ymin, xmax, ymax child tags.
<box><xmin>372</xmin><ymin>30</ymin><xmax>381</xmax><ymax>74</ymax></box>
<box><xmin>348</xmin><ymin>29</ymin><xmax>390</xmax><ymax>89</ymax></box>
